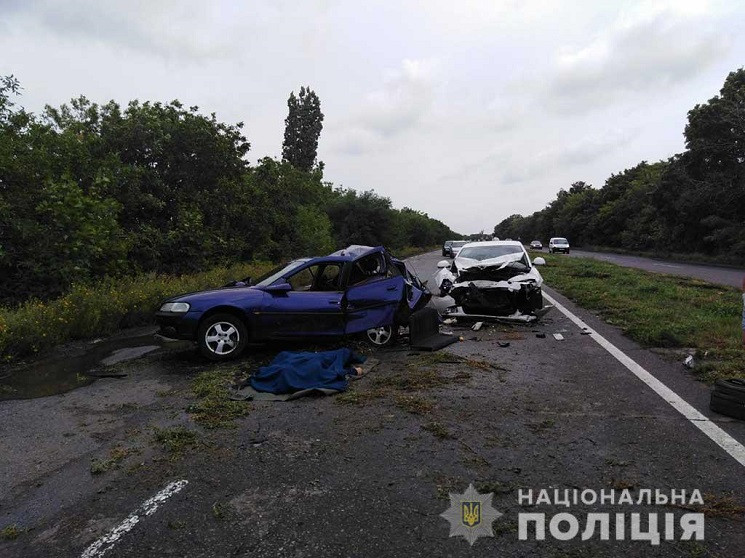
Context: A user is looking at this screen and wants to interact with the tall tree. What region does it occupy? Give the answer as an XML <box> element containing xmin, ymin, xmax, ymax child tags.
<box><xmin>282</xmin><ymin>86</ymin><xmax>324</xmax><ymax>172</ymax></box>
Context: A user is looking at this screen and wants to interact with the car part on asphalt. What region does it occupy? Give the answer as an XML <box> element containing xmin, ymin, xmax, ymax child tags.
<box><xmin>409</xmin><ymin>307</ymin><xmax>458</xmax><ymax>351</ymax></box>
<box><xmin>710</xmin><ymin>379</ymin><xmax>745</xmax><ymax>420</ymax></box>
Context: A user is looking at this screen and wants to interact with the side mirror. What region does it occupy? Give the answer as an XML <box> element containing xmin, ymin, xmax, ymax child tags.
<box><xmin>533</xmin><ymin>257</ymin><xmax>546</xmax><ymax>266</ymax></box>
<box><xmin>265</xmin><ymin>282</ymin><xmax>292</xmax><ymax>293</ymax></box>
<box><xmin>437</xmin><ymin>260</ymin><xmax>450</xmax><ymax>269</ymax></box>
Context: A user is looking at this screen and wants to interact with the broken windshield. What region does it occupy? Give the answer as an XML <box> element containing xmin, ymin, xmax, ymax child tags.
<box><xmin>458</xmin><ymin>245</ymin><xmax>524</xmax><ymax>262</ymax></box>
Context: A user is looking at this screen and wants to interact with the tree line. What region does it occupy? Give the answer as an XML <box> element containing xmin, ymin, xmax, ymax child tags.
<box><xmin>494</xmin><ymin>69</ymin><xmax>745</xmax><ymax>264</ymax></box>
<box><xmin>0</xmin><ymin>79</ymin><xmax>457</xmax><ymax>305</ymax></box>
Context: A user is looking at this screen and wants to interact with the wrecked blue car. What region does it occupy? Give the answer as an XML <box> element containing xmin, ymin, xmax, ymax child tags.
<box><xmin>155</xmin><ymin>246</ymin><xmax>431</xmax><ymax>360</ymax></box>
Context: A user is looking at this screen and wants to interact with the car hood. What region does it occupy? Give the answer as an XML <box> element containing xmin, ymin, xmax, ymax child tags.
<box><xmin>453</xmin><ymin>253</ymin><xmax>541</xmax><ymax>285</ymax></box>
<box><xmin>165</xmin><ymin>285</ymin><xmax>265</xmax><ymax>310</ymax></box>
<box><xmin>455</xmin><ymin>251</ymin><xmax>524</xmax><ymax>269</ymax></box>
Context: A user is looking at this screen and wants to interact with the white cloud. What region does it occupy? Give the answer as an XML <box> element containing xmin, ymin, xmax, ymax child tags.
<box><xmin>2</xmin><ymin>0</ymin><xmax>744</xmax><ymax>233</ymax></box>
<box><xmin>329</xmin><ymin>58</ymin><xmax>439</xmax><ymax>154</ymax></box>
<box><xmin>541</xmin><ymin>3</ymin><xmax>729</xmax><ymax>113</ymax></box>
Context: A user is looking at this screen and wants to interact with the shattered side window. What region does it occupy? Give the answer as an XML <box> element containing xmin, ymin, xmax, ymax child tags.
<box><xmin>348</xmin><ymin>253</ymin><xmax>386</xmax><ymax>285</ymax></box>
<box><xmin>386</xmin><ymin>258</ymin><xmax>402</xmax><ymax>279</ymax></box>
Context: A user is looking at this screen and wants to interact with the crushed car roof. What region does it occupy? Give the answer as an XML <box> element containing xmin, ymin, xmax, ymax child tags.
<box><xmin>327</xmin><ymin>245</ymin><xmax>381</xmax><ymax>260</ymax></box>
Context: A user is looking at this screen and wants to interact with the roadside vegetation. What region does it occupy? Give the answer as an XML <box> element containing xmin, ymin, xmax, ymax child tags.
<box><xmin>540</xmin><ymin>254</ymin><xmax>745</xmax><ymax>382</ymax></box>
<box><xmin>0</xmin><ymin>76</ymin><xmax>457</xmax><ymax>309</ymax></box>
<box><xmin>0</xmin><ymin>261</ymin><xmax>272</xmax><ymax>362</ymax></box>
<box><xmin>0</xmin><ymin>73</ymin><xmax>456</xmax><ymax>364</ymax></box>
<box><xmin>495</xmin><ymin>68</ymin><xmax>745</xmax><ymax>267</ymax></box>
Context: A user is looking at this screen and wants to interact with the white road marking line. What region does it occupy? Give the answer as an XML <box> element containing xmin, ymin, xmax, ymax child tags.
<box><xmin>542</xmin><ymin>292</ymin><xmax>745</xmax><ymax>468</ymax></box>
<box><xmin>81</xmin><ymin>479</ymin><xmax>188</xmax><ymax>558</ymax></box>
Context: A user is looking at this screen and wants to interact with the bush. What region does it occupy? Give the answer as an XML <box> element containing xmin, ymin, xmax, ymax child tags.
<box><xmin>0</xmin><ymin>261</ymin><xmax>273</xmax><ymax>362</ymax></box>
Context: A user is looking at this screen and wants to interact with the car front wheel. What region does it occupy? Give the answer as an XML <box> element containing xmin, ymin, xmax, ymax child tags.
<box><xmin>198</xmin><ymin>313</ymin><xmax>248</xmax><ymax>361</ymax></box>
<box><xmin>365</xmin><ymin>324</ymin><xmax>397</xmax><ymax>347</ymax></box>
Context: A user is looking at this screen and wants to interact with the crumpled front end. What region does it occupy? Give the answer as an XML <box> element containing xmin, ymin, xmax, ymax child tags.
<box><xmin>438</xmin><ymin>258</ymin><xmax>549</xmax><ymax>322</ymax></box>
<box><xmin>449</xmin><ymin>278</ymin><xmax>543</xmax><ymax>316</ymax></box>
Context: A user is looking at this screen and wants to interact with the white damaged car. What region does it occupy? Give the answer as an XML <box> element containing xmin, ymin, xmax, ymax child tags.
<box><xmin>435</xmin><ymin>240</ymin><xmax>550</xmax><ymax>323</ymax></box>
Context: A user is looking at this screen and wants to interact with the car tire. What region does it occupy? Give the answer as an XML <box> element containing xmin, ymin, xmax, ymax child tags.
<box><xmin>710</xmin><ymin>391</ymin><xmax>745</xmax><ymax>420</ymax></box>
<box><xmin>714</xmin><ymin>378</ymin><xmax>745</xmax><ymax>398</ymax></box>
<box><xmin>364</xmin><ymin>324</ymin><xmax>398</xmax><ymax>347</ymax></box>
<box><xmin>197</xmin><ymin>312</ymin><xmax>248</xmax><ymax>361</ymax></box>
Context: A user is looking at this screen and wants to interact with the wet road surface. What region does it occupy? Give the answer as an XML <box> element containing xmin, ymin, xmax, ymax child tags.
<box><xmin>1</xmin><ymin>251</ymin><xmax>744</xmax><ymax>557</ymax></box>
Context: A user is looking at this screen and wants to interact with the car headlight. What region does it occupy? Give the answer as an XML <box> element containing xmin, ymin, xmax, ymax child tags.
<box><xmin>159</xmin><ymin>302</ymin><xmax>190</xmax><ymax>313</ymax></box>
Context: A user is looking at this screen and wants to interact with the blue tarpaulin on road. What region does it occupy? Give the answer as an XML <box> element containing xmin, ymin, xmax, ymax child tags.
<box><xmin>249</xmin><ymin>348</ymin><xmax>366</xmax><ymax>395</ymax></box>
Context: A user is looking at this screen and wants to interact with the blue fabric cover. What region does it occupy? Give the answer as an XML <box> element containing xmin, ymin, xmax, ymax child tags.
<box><xmin>249</xmin><ymin>348</ymin><xmax>366</xmax><ymax>394</ymax></box>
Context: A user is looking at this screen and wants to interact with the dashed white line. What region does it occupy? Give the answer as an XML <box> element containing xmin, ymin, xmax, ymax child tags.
<box><xmin>81</xmin><ymin>479</ymin><xmax>188</xmax><ymax>558</ymax></box>
<box><xmin>543</xmin><ymin>291</ymin><xmax>745</xmax><ymax>468</ymax></box>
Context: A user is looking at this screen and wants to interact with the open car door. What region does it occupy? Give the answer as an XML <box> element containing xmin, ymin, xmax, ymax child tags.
<box><xmin>342</xmin><ymin>248</ymin><xmax>405</xmax><ymax>335</ymax></box>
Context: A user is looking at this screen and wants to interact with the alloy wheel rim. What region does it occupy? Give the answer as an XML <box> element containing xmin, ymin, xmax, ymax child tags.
<box><xmin>367</xmin><ymin>325</ymin><xmax>392</xmax><ymax>345</ymax></box>
<box><xmin>205</xmin><ymin>322</ymin><xmax>239</xmax><ymax>355</ymax></box>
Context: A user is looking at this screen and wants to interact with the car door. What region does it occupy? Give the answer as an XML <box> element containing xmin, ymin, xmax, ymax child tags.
<box><xmin>342</xmin><ymin>250</ymin><xmax>405</xmax><ymax>334</ymax></box>
<box><xmin>261</xmin><ymin>261</ymin><xmax>345</xmax><ymax>337</ymax></box>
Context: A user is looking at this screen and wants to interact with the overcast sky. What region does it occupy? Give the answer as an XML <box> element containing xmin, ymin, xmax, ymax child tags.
<box><xmin>2</xmin><ymin>0</ymin><xmax>743</xmax><ymax>234</ymax></box>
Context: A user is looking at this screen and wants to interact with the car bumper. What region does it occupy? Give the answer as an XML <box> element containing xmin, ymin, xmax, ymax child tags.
<box><xmin>155</xmin><ymin>310</ymin><xmax>202</xmax><ymax>341</ymax></box>
<box><xmin>442</xmin><ymin>305</ymin><xmax>552</xmax><ymax>323</ymax></box>
<box><xmin>552</xmin><ymin>247</ymin><xmax>569</xmax><ymax>252</ymax></box>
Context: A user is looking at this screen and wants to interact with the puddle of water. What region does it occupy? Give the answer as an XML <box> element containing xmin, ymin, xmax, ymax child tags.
<box><xmin>0</xmin><ymin>328</ymin><xmax>179</xmax><ymax>401</ymax></box>
<box><xmin>101</xmin><ymin>346</ymin><xmax>159</xmax><ymax>366</ymax></box>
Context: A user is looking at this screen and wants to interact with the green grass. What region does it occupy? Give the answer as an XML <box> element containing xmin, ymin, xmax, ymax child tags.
<box><xmin>0</xmin><ymin>261</ymin><xmax>274</xmax><ymax>363</ymax></box>
<box><xmin>153</xmin><ymin>426</ymin><xmax>200</xmax><ymax>455</ymax></box>
<box><xmin>189</xmin><ymin>368</ymin><xmax>250</xmax><ymax>429</ymax></box>
<box><xmin>90</xmin><ymin>445</ymin><xmax>136</xmax><ymax>475</ymax></box>
<box><xmin>0</xmin><ymin>524</ymin><xmax>21</xmax><ymax>540</ymax></box>
<box><xmin>540</xmin><ymin>253</ymin><xmax>745</xmax><ymax>382</ymax></box>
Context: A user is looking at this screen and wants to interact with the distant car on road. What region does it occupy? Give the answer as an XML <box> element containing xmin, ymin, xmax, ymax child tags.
<box><xmin>548</xmin><ymin>237</ymin><xmax>570</xmax><ymax>254</ymax></box>
<box><xmin>529</xmin><ymin>240</ymin><xmax>543</xmax><ymax>250</ymax></box>
<box><xmin>442</xmin><ymin>240</ymin><xmax>454</xmax><ymax>256</ymax></box>
<box><xmin>445</xmin><ymin>240</ymin><xmax>468</xmax><ymax>258</ymax></box>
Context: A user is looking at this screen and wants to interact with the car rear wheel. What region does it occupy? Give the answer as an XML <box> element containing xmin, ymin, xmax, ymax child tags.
<box><xmin>365</xmin><ymin>324</ymin><xmax>397</xmax><ymax>347</ymax></box>
<box><xmin>198</xmin><ymin>313</ymin><xmax>248</xmax><ymax>361</ymax></box>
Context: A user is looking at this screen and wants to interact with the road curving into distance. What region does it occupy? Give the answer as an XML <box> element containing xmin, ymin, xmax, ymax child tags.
<box><xmin>563</xmin><ymin>249</ymin><xmax>745</xmax><ymax>289</ymax></box>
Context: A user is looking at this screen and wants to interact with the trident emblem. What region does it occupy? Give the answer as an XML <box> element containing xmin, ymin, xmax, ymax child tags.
<box><xmin>462</xmin><ymin>502</ymin><xmax>481</xmax><ymax>527</ymax></box>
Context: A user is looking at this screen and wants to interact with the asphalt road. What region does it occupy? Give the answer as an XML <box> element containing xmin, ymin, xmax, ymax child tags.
<box><xmin>2</xmin><ymin>251</ymin><xmax>744</xmax><ymax>557</ymax></box>
<box><xmin>564</xmin><ymin>249</ymin><xmax>745</xmax><ymax>289</ymax></box>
